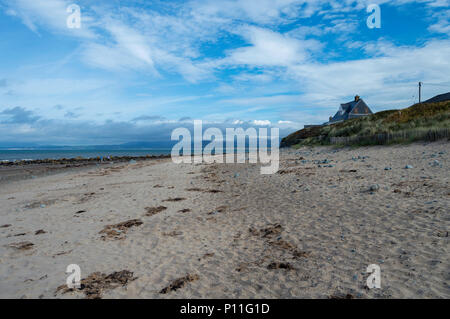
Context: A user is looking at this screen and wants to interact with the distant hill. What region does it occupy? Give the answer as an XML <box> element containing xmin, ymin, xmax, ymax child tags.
<box><xmin>0</xmin><ymin>141</ymin><xmax>175</xmax><ymax>150</ymax></box>
<box><xmin>423</xmin><ymin>92</ymin><xmax>450</xmax><ymax>104</ymax></box>
<box><xmin>281</xmin><ymin>94</ymin><xmax>450</xmax><ymax>147</ymax></box>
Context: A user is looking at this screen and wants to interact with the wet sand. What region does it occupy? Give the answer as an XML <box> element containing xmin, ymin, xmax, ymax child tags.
<box><xmin>0</xmin><ymin>155</ymin><xmax>170</xmax><ymax>184</ymax></box>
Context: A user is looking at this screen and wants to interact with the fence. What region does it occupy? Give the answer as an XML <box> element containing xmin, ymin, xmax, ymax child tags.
<box><xmin>329</xmin><ymin>128</ymin><xmax>450</xmax><ymax>145</ymax></box>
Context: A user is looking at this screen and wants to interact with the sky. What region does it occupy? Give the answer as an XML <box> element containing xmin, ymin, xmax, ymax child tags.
<box><xmin>0</xmin><ymin>0</ymin><xmax>449</xmax><ymax>146</ymax></box>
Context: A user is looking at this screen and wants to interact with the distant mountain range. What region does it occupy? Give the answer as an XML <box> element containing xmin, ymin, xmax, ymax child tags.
<box><xmin>0</xmin><ymin>139</ymin><xmax>274</xmax><ymax>150</ymax></box>
<box><xmin>0</xmin><ymin>141</ymin><xmax>175</xmax><ymax>150</ymax></box>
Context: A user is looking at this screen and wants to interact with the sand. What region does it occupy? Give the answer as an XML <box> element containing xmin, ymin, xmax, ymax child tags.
<box><xmin>0</xmin><ymin>142</ymin><xmax>448</xmax><ymax>299</ymax></box>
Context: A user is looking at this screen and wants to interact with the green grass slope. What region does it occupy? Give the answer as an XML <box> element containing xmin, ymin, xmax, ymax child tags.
<box><xmin>281</xmin><ymin>100</ymin><xmax>450</xmax><ymax>147</ymax></box>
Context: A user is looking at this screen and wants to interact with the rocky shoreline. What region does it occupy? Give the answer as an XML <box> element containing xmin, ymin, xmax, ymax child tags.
<box><xmin>0</xmin><ymin>154</ymin><xmax>171</xmax><ymax>166</ymax></box>
<box><xmin>0</xmin><ymin>154</ymin><xmax>171</xmax><ymax>184</ymax></box>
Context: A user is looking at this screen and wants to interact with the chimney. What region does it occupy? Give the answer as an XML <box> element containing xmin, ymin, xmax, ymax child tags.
<box><xmin>355</xmin><ymin>95</ymin><xmax>360</xmax><ymax>101</ymax></box>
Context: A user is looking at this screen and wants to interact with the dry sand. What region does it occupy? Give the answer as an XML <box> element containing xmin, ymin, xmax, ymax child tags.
<box><xmin>0</xmin><ymin>142</ymin><xmax>449</xmax><ymax>299</ymax></box>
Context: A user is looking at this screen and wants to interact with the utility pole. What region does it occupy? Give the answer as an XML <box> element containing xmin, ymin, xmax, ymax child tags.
<box><xmin>419</xmin><ymin>82</ymin><xmax>422</xmax><ymax>103</ymax></box>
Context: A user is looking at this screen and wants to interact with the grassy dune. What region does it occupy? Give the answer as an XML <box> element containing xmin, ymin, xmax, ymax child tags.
<box><xmin>281</xmin><ymin>100</ymin><xmax>450</xmax><ymax>147</ymax></box>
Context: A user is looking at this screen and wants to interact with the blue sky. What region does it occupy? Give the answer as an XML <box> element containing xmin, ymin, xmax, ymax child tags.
<box><xmin>0</xmin><ymin>0</ymin><xmax>449</xmax><ymax>146</ymax></box>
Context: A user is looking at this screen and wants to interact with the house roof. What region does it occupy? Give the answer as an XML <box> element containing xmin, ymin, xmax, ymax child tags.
<box><xmin>329</xmin><ymin>98</ymin><xmax>372</xmax><ymax>123</ymax></box>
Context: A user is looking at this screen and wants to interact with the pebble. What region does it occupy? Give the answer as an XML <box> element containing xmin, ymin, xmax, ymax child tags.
<box><xmin>369</xmin><ymin>184</ymin><xmax>380</xmax><ymax>192</ymax></box>
<box><xmin>405</xmin><ymin>165</ymin><xmax>414</xmax><ymax>169</ymax></box>
<box><xmin>384</xmin><ymin>167</ymin><xmax>392</xmax><ymax>171</ymax></box>
<box><xmin>430</xmin><ymin>160</ymin><xmax>440</xmax><ymax>167</ymax></box>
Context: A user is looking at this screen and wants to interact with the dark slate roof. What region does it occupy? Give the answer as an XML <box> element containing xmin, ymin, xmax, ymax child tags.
<box><xmin>329</xmin><ymin>99</ymin><xmax>372</xmax><ymax>123</ymax></box>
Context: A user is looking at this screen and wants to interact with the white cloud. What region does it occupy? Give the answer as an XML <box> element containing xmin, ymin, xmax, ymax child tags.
<box><xmin>428</xmin><ymin>8</ymin><xmax>450</xmax><ymax>34</ymax></box>
<box><xmin>188</xmin><ymin>0</ymin><xmax>306</xmax><ymax>24</ymax></box>
<box><xmin>232</xmin><ymin>72</ymin><xmax>275</xmax><ymax>83</ymax></box>
<box><xmin>278</xmin><ymin>120</ymin><xmax>293</xmax><ymax>124</ymax></box>
<box><xmin>222</xmin><ymin>26</ymin><xmax>321</xmax><ymax>67</ymax></box>
<box><xmin>105</xmin><ymin>22</ymin><xmax>155</xmax><ymax>68</ymax></box>
<box><xmin>3</xmin><ymin>0</ymin><xmax>95</xmax><ymax>38</ymax></box>
<box><xmin>4</xmin><ymin>77</ymin><xmax>113</xmax><ymax>97</ymax></box>
<box><xmin>4</xmin><ymin>0</ymin><xmax>448</xmax><ymax>82</ymax></box>
<box><xmin>288</xmin><ymin>39</ymin><xmax>450</xmax><ymax>108</ymax></box>
<box><xmin>253</xmin><ymin>120</ymin><xmax>271</xmax><ymax>126</ymax></box>
<box><xmin>222</xmin><ymin>94</ymin><xmax>303</xmax><ymax>106</ymax></box>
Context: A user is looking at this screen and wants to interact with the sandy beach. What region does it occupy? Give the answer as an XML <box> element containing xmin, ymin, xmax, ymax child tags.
<box><xmin>0</xmin><ymin>142</ymin><xmax>448</xmax><ymax>299</ymax></box>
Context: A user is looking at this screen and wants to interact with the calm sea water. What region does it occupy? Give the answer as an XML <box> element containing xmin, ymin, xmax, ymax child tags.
<box><xmin>0</xmin><ymin>149</ymin><xmax>171</xmax><ymax>162</ymax></box>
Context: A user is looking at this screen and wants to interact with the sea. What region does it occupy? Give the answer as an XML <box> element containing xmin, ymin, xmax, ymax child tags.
<box><xmin>0</xmin><ymin>149</ymin><xmax>172</xmax><ymax>162</ymax></box>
